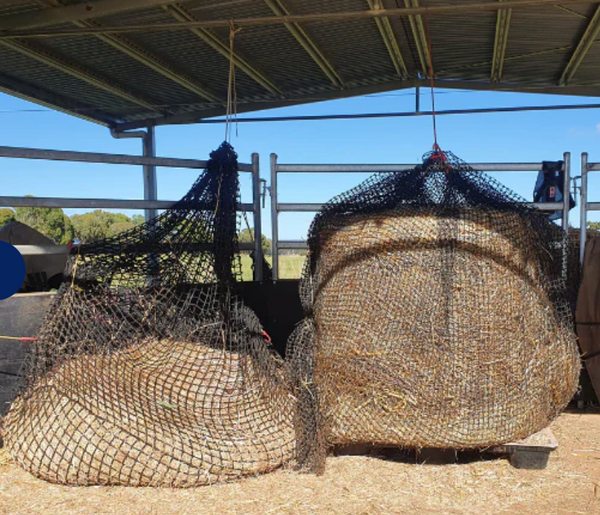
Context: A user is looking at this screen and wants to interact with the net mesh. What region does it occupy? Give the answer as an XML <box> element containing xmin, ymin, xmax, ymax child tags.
<box><xmin>2</xmin><ymin>142</ymin><xmax>295</xmax><ymax>487</ymax></box>
<box><xmin>287</xmin><ymin>150</ymin><xmax>580</xmax><ymax>474</ymax></box>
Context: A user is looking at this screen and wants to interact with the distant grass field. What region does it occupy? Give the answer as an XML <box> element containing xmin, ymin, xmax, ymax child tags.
<box><xmin>240</xmin><ymin>254</ymin><xmax>306</xmax><ymax>281</ymax></box>
<box><xmin>275</xmin><ymin>254</ymin><xmax>307</xmax><ymax>279</ymax></box>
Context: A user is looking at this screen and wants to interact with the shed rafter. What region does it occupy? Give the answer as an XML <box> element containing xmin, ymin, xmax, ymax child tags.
<box><xmin>163</xmin><ymin>4</ymin><xmax>283</xmax><ymax>96</ymax></box>
<box><xmin>1</xmin><ymin>39</ymin><xmax>161</xmax><ymax>110</ymax></box>
<box><xmin>403</xmin><ymin>0</ymin><xmax>430</xmax><ymax>76</ymax></box>
<box><xmin>0</xmin><ymin>0</ymin><xmax>177</xmax><ymax>31</ymax></box>
<box><xmin>262</xmin><ymin>0</ymin><xmax>344</xmax><ymax>88</ymax></box>
<box><xmin>37</xmin><ymin>0</ymin><xmax>221</xmax><ymax>104</ymax></box>
<box><xmin>73</xmin><ymin>22</ymin><xmax>222</xmax><ymax>104</ymax></box>
<box><xmin>491</xmin><ymin>1</ymin><xmax>512</xmax><ymax>82</ymax></box>
<box><xmin>367</xmin><ymin>0</ymin><xmax>409</xmax><ymax>79</ymax></box>
<box><xmin>2</xmin><ymin>0</ymin><xmax>600</xmax><ymax>38</ymax></box>
<box><xmin>560</xmin><ymin>4</ymin><xmax>600</xmax><ymax>85</ymax></box>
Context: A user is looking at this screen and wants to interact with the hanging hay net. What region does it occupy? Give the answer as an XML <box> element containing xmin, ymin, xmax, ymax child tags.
<box><xmin>2</xmin><ymin>142</ymin><xmax>295</xmax><ymax>487</ymax></box>
<box><xmin>287</xmin><ymin>150</ymin><xmax>580</xmax><ymax>474</ymax></box>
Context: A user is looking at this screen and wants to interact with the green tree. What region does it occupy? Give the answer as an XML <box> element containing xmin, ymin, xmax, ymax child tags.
<box><xmin>131</xmin><ymin>214</ymin><xmax>145</xmax><ymax>226</ymax></box>
<box><xmin>14</xmin><ymin>199</ymin><xmax>74</xmax><ymax>244</ymax></box>
<box><xmin>71</xmin><ymin>212</ymin><xmax>106</xmax><ymax>243</ymax></box>
<box><xmin>107</xmin><ymin>221</ymin><xmax>134</xmax><ymax>237</ymax></box>
<box><xmin>71</xmin><ymin>210</ymin><xmax>135</xmax><ymax>243</ymax></box>
<box><xmin>0</xmin><ymin>208</ymin><xmax>16</xmax><ymax>227</ymax></box>
<box><xmin>239</xmin><ymin>227</ymin><xmax>272</xmax><ymax>256</ymax></box>
<box><xmin>588</xmin><ymin>222</ymin><xmax>600</xmax><ymax>232</ymax></box>
<box><xmin>63</xmin><ymin>215</ymin><xmax>75</xmax><ymax>243</ymax></box>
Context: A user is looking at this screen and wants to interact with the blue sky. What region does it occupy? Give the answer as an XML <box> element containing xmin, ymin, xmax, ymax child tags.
<box><xmin>1</xmin><ymin>87</ymin><xmax>599</xmax><ymax>241</ymax></box>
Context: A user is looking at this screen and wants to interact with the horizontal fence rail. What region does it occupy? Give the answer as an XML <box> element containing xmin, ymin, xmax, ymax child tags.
<box><xmin>1</xmin><ymin>146</ymin><xmax>263</xmax><ymax>281</ymax></box>
<box><xmin>270</xmin><ymin>153</ymin><xmax>572</xmax><ymax>280</ymax></box>
<box><xmin>278</xmin><ymin>202</ymin><xmax>568</xmax><ymax>212</ymax></box>
<box><xmin>15</xmin><ymin>242</ymin><xmax>257</xmax><ymax>256</ymax></box>
<box><xmin>274</xmin><ymin>163</ymin><xmax>557</xmax><ymax>173</ymax></box>
<box><xmin>0</xmin><ymin>145</ymin><xmax>254</xmax><ymax>171</ymax></box>
<box><xmin>0</xmin><ymin>196</ymin><xmax>254</xmax><ymax>211</ymax></box>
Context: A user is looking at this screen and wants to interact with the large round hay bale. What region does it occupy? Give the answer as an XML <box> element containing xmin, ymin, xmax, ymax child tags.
<box><xmin>3</xmin><ymin>338</ymin><xmax>295</xmax><ymax>487</ymax></box>
<box><xmin>310</xmin><ymin>208</ymin><xmax>579</xmax><ymax>449</ymax></box>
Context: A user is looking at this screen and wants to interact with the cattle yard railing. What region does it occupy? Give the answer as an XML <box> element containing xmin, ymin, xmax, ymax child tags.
<box><xmin>270</xmin><ymin>153</ymin><xmax>572</xmax><ymax>281</ymax></box>
<box><xmin>0</xmin><ymin>145</ymin><xmax>264</xmax><ymax>281</ymax></box>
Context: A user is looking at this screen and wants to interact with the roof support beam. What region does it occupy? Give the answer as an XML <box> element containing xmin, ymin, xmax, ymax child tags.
<box><xmin>117</xmin><ymin>78</ymin><xmax>422</xmax><ymax>129</ymax></box>
<box><xmin>261</xmin><ymin>0</ymin><xmax>344</xmax><ymax>88</ymax></box>
<box><xmin>0</xmin><ymin>0</ymin><xmax>178</xmax><ymax>31</ymax></box>
<box><xmin>4</xmin><ymin>0</ymin><xmax>600</xmax><ymax>37</ymax></box>
<box><xmin>403</xmin><ymin>0</ymin><xmax>430</xmax><ymax>76</ymax></box>
<box><xmin>491</xmin><ymin>1</ymin><xmax>512</xmax><ymax>82</ymax></box>
<box><xmin>560</xmin><ymin>4</ymin><xmax>600</xmax><ymax>85</ymax></box>
<box><xmin>162</xmin><ymin>4</ymin><xmax>283</xmax><ymax>96</ymax></box>
<box><xmin>1</xmin><ymin>39</ymin><xmax>160</xmax><ymax>110</ymax></box>
<box><xmin>115</xmin><ymin>76</ymin><xmax>600</xmax><ymax>131</ymax></box>
<box><xmin>367</xmin><ymin>0</ymin><xmax>409</xmax><ymax>79</ymax></box>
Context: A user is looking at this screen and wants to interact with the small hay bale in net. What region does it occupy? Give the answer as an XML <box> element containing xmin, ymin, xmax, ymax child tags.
<box><xmin>287</xmin><ymin>151</ymin><xmax>580</xmax><ymax>474</ymax></box>
<box><xmin>2</xmin><ymin>142</ymin><xmax>295</xmax><ymax>487</ymax></box>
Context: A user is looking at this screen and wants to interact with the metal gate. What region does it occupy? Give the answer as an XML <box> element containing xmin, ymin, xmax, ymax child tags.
<box><xmin>0</xmin><ymin>145</ymin><xmax>265</xmax><ymax>281</ymax></box>
<box><xmin>270</xmin><ymin>153</ymin><xmax>572</xmax><ymax>281</ymax></box>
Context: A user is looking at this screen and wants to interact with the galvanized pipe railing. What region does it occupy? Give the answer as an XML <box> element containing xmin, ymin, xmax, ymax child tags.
<box><xmin>0</xmin><ymin>145</ymin><xmax>258</xmax><ymax>170</ymax></box>
<box><xmin>1</xmin><ymin>144</ymin><xmax>263</xmax><ymax>280</ymax></box>
<box><xmin>270</xmin><ymin>153</ymin><xmax>572</xmax><ymax>280</ymax></box>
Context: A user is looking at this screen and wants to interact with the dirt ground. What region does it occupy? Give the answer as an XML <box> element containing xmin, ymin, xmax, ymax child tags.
<box><xmin>1</xmin><ymin>410</ymin><xmax>600</xmax><ymax>515</ymax></box>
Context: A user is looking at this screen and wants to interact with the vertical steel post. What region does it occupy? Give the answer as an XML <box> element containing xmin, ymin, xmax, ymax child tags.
<box><xmin>580</xmin><ymin>152</ymin><xmax>589</xmax><ymax>265</ymax></box>
<box><xmin>415</xmin><ymin>86</ymin><xmax>420</xmax><ymax>113</ymax></box>
<box><xmin>562</xmin><ymin>153</ymin><xmax>571</xmax><ymax>233</ymax></box>
<box><xmin>142</xmin><ymin>125</ymin><xmax>158</xmax><ymax>222</ymax></box>
<box><xmin>142</xmin><ymin>126</ymin><xmax>159</xmax><ymax>285</ymax></box>
<box><xmin>561</xmin><ymin>152</ymin><xmax>571</xmax><ymax>280</ymax></box>
<box><xmin>270</xmin><ymin>153</ymin><xmax>279</xmax><ymax>281</ymax></box>
<box><xmin>252</xmin><ymin>153</ymin><xmax>263</xmax><ymax>281</ymax></box>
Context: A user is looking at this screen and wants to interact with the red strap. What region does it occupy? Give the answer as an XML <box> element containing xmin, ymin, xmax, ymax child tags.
<box><xmin>431</xmin><ymin>143</ymin><xmax>447</xmax><ymax>159</ymax></box>
<box><xmin>430</xmin><ymin>143</ymin><xmax>451</xmax><ymax>174</ymax></box>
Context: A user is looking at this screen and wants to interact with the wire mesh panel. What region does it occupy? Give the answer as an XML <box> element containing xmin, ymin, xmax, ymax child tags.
<box><xmin>2</xmin><ymin>143</ymin><xmax>295</xmax><ymax>487</ymax></box>
<box><xmin>287</xmin><ymin>150</ymin><xmax>580</xmax><ymax>474</ymax></box>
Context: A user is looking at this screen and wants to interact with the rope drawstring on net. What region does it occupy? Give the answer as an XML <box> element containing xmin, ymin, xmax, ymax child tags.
<box><xmin>223</xmin><ymin>20</ymin><xmax>265</xmax><ymax>275</ymax></box>
<box><xmin>225</xmin><ymin>20</ymin><xmax>241</xmax><ymax>142</ymax></box>
<box><xmin>424</xmin><ymin>7</ymin><xmax>449</xmax><ymax>169</ymax></box>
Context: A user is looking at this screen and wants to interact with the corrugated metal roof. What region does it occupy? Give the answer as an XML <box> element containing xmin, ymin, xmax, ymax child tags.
<box><xmin>0</xmin><ymin>0</ymin><xmax>598</xmax><ymax>129</ymax></box>
<box><xmin>0</xmin><ymin>42</ymin><xmax>147</xmax><ymax>116</ymax></box>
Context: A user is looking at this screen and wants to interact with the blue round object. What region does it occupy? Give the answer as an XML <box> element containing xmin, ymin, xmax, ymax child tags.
<box><xmin>0</xmin><ymin>241</ymin><xmax>26</xmax><ymax>300</ymax></box>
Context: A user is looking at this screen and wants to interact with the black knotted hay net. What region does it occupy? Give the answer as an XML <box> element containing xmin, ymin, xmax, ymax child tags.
<box><xmin>287</xmin><ymin>150</ymin><xmax>580</xmax><ymax>474</ymax></box>
<box><xmin>2</xmin><ymin>142</ymin><xmax>295</xmax><ymax>487</ymax></box>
